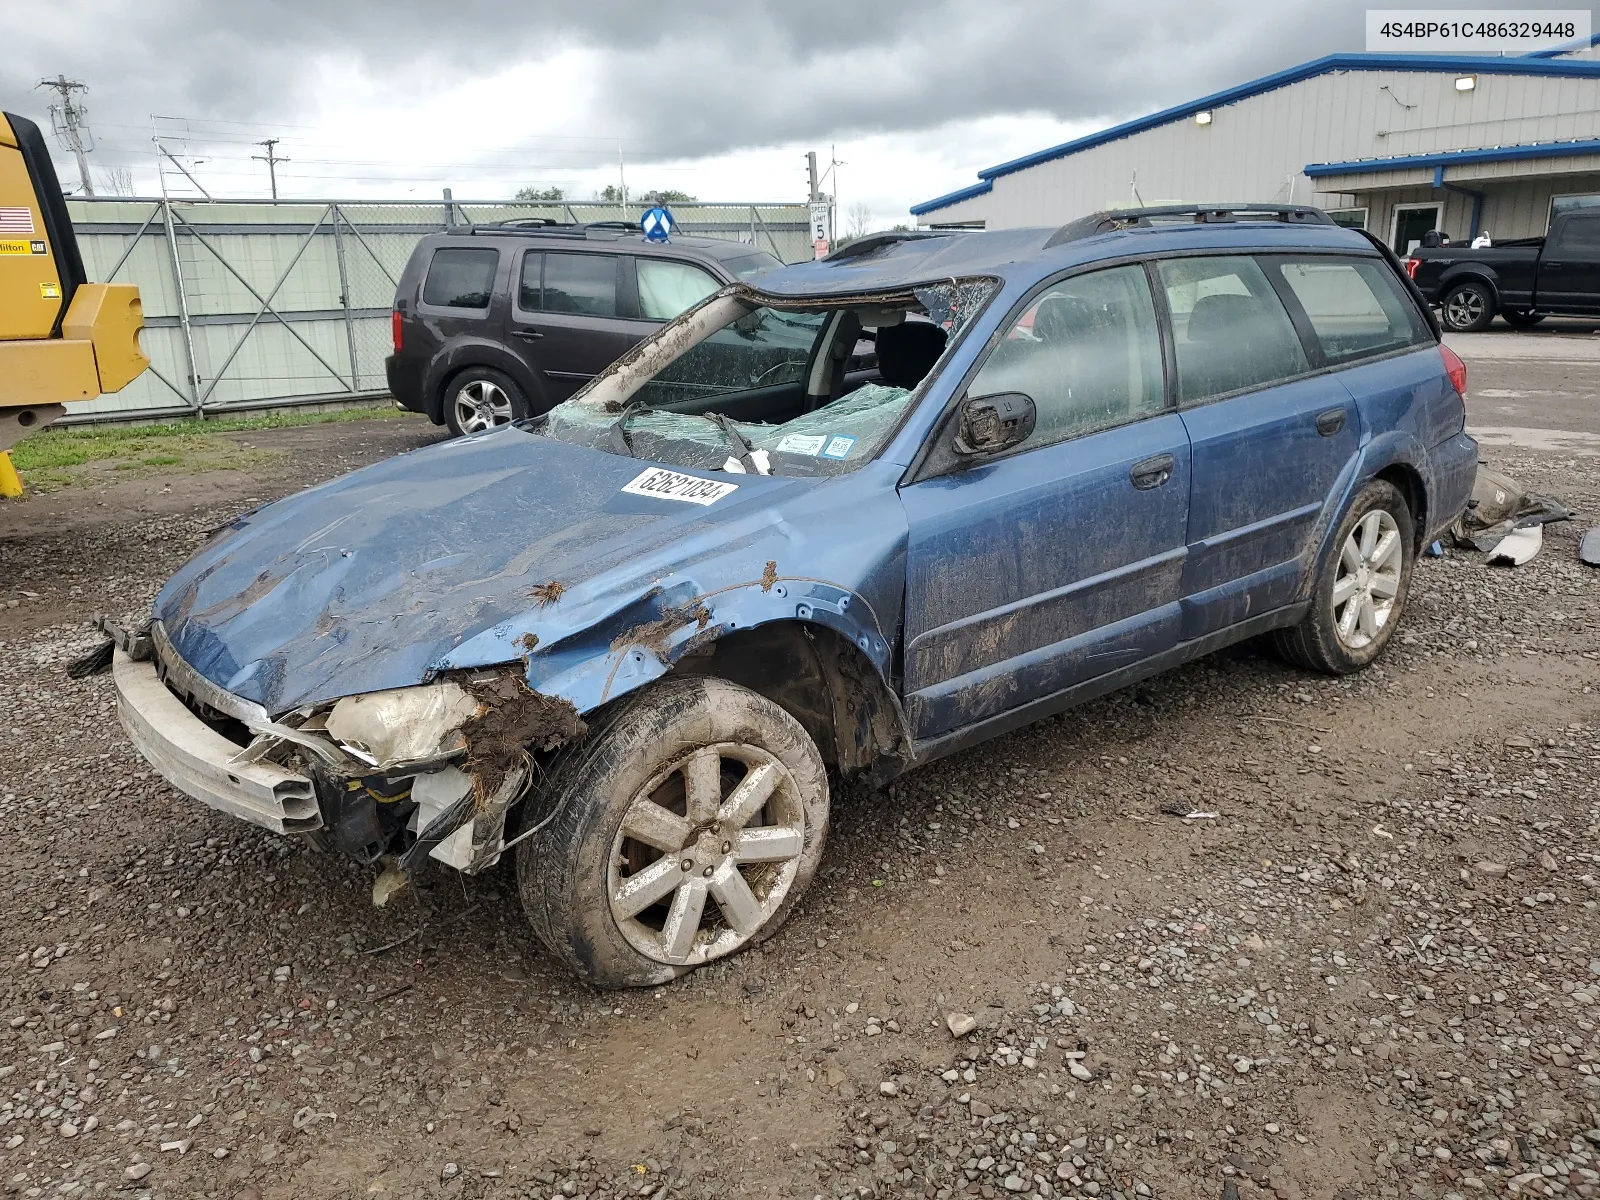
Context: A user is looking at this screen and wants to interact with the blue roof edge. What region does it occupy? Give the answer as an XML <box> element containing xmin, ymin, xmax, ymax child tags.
<box><xmin>1523</xmin><ymin>31</ymin><xmax>1600</xmax><ymax>58</ymax></box>
<box><xmin>910</xmin><ymin>49</ymin><xmax>1600</xmax><ymax>215</ymax></box>
<box><xmin>1305</xmin><ymin>138</ymin><xmax>1600</xmax><ymax>176</ymax></box>
<box><xmin>909</xmin><ymin>179</ymin><xmax>993</xmax><ymax>217</ymax></box>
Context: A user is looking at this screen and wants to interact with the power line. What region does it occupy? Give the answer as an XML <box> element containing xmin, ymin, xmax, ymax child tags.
<box><xmin>36</xmin><ymin>75</ymin><xmax>95</xmax><ymax>196</ymax></box>
<box><xmin>252</xmin><ymin>137</ymin><xmax>288</xmax><ymax>199</ymax></box>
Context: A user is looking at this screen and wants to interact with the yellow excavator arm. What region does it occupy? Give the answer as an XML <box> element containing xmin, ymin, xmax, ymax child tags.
<box><xmin>1</xmin><ymin>110</ymin><xmax>148</xmax><ymax>493</ymax></box>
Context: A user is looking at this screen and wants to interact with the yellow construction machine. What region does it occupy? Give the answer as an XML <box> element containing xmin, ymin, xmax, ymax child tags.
<box><xmin>0</xmin><ymin>110</ymin><xmax>148</xmax><ymax>496</ymax></box>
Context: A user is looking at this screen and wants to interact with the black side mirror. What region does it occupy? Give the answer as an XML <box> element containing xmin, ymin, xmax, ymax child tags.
<box><xmin>954</xmin><ymin>391</ymin><xmax>1036</xmax><ymax>456</ymax></box>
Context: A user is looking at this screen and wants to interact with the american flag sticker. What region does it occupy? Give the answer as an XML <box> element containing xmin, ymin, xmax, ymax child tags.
<box><xmin>0</xmin><ymin>207</ymin><xmax>36</xmax><ymax>234</ymax></box>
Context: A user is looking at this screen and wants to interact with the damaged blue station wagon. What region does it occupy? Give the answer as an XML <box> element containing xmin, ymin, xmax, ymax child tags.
<box><xmin>107</xmin><ymin>205</ymin><xmax>1478</xmax><ymax>987</ymax></box>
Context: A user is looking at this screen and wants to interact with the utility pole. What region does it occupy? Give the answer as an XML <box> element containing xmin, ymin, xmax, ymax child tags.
<box><xmin>36</xmin><ymin>75</ymin><xmax>94</xmax><ymax>196</ymax></box>
<box><xmin>806</xmin><ymin>151</ymin><xmax>819</xmax><ymax>202</ymax></box>
<box><xmin>253</xmin><ymin>137</ymin><xmax>288</xmax><ymax>200</ymax></box>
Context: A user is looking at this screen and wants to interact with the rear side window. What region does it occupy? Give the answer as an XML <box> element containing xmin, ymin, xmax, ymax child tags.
<box><xmin>1157</xmin><ymin>256</ymin><xmax>1308</xmax><ymax>403</ymax></box>
<box><xmin>636</xmin><ymin>259</ymin><xmax>721</xmax><ymax>320</ymax></box>
<box><xmin>1552</xmin><ymin>214</ymin><xmax>1600</xmax><ymax>254</ymax></box>
<box><xmin>540</xmin><ymin>253</ymin><xmax>618</xmax><ymax>316</ymax></box>
<box><xmin>421</xmin><ymin>248</ymin><xmax>498</xmax><ymax>309</ymax></box>
<box><xmin>1267</xmin><ymin>256</ymin><xmax>1430</xmax><ymax>365</ymax></box>
<box><xmin>968</xmin><ymin>263</ymin><xmax>1165</xmax><ymax>450</ymax></box>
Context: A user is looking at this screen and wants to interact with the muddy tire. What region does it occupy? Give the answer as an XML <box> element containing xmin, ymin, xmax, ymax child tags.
<box><xmin>443</xmin><ymin>367</ymin><xmax>528</xmax><ymax>437</ymax></box>
<box><xmin>517</xmin><ymin>676</ymin><xmax>829</xmax><ymax>988</ymax></box>
<box><xmin>1272</xmin><ymin>479</ymin><xmax>1415</xmax><ymax>675</ymax></box>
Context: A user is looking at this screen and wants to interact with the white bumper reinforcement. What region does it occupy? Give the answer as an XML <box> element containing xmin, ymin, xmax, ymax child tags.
<box><xmin>113</xmin><ymin>649</ymin><xmax>322</xmax><ymax>835</ymax></box>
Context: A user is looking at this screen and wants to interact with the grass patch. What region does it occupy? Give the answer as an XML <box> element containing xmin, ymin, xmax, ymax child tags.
<box><xmin>10</xmin><ymin>404</ymin><xmax>417</xmax><ymax>480</ymax></box>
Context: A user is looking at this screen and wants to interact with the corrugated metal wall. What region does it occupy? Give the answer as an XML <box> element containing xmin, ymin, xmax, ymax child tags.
<box><xmin>65</xmin><ymin>199</ymin><xmax>812</xmax><ymax>423</ymax></box>
<box><xmin>919</xmin><ymin>68</ymin><xmax>1600</xmax><ymax>236</ymax></box>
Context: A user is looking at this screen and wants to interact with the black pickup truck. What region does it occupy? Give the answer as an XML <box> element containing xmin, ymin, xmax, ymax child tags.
<box><xmin>1407</xmin><ymin>208</ymin><xmax>1600</xmax><ymax>331</ymax></box>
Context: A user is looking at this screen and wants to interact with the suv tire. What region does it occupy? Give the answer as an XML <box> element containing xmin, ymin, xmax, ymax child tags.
<box><xmin>1440</xmin><ymin>281</ymin><xmax>1495</xmax><ymax>332</ymax></box>
<box><xmin>443</xmin><ymin>367</ymin><xmax>528</xmax><ymax>436</ymax></box>
<box><xmin>1273</xmin><ymin>479</ymin><xmax>1415</xmax><ymax>675</ymax></box>
<box><xmin>517</xmin><ymin>676</ymin><xmax>829</xmax><ymax>988</ymax></box>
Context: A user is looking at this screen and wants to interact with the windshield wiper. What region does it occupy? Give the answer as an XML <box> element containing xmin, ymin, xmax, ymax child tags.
<box><xmin>709</xmin><ymin>412</ymin><xmax>766</xmax><ymax>475</ymax></box>
<box><xmin>607</xmin><ymin>399</ymin><xmax>652</xmax><ymax>458</ymax></box>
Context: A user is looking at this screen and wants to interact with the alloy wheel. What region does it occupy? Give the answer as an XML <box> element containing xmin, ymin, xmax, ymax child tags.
<box><xmin>607</xmin><ymin>743</ymin><xmax>805</xmax><ymax>967</ymax></box>
<box><xmin>453</xmin><ymin>379</ymin><xmax>513</xmax><ymax>434</ymax></box>
<box><xmin>1331</xmin><ymin>509</ymin><xmax>1402</xmax><ymax>650</ymax></box>
<box><xmin>1444</xmin><ymin>290</ymin><xmax>1485</xmax><ymax>330</ymax></box>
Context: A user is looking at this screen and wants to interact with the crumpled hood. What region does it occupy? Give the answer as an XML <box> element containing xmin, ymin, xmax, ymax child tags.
<box><xmin>156</xmin><ymin>427</ymin><xmax>803</xmax><ymax>712</ymax></box>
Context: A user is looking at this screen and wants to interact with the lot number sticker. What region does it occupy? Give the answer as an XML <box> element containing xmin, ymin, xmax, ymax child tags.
<box><xmin>621</xmin><ymin>467</ymin><xmax>739</xmax><ymax>506</ymax></box>
<box><xmin>820</xmin><ymin>435</ymin><xmax>857</xmax><ymax>460</ymax></box>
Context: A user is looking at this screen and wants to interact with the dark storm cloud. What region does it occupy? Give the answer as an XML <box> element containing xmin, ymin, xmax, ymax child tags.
<box><xmin>0</xmin><ymin>0</ymin><xmax>1555</xmax><ymax>164</ymax></box>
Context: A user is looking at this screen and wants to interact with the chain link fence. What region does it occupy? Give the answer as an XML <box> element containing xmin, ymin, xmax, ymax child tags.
<box><xmin>63</xmin><ymin>198</ymin><xmax>812</xmax><ymax>423</ymax></box>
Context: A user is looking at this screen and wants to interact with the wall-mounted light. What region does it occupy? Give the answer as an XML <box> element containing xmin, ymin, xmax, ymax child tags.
<box><xmin>1455</xmin><ymin>75</ymin><xmax>1476</xmax><ymax>91</ymax></box>
<box><xmin>1195</xmin><ymin>110</ymin><xmax>1213</xmax><ymax>125</ymax></box>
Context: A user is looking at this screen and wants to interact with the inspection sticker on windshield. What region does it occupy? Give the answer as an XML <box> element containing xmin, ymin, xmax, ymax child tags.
<box><xmin>775</xmin><ymin>433</ymin><xmax>827</xmax><ymax>456</ymax></box>
<box><xmin>820</xmin><ymin>435</ymin><xmax>857</xmax><ymax>460</ymax></box>
<box><xmin>621</xmin><ymin>467</ymin><xmax>739</xmax><ymax>506</ymax></box>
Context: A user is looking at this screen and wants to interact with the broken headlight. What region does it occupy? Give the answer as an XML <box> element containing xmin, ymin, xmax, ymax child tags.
<box><xmin>324</xmin><ymin>682</ymin><xmax>479</xmax><ymax>770</ymax></box>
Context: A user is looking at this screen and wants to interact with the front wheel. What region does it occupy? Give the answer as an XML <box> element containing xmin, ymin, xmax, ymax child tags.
<box><xmin>517</xmin><ymin>676</ymin><xmax>829</xmax><ymax>988</ymax></box>
<box><xmin>1440</xmin><ymin>282</ymin><xmax>1495</xmax><ymax>332</ymax></box>
<box><xmin>1500</xmin><ymin>308</ymin><xmax>1546</xmax><ymax>329</ymax></box>
<box><xmin>443</xmin><ymin>367</ymin><xmax>528</xmax><ymax>436</ymax></box>
<box><xmin>1273</xmin><ymin>480</ymin><xmax>1415</xmax><ymax>675</ymax></box>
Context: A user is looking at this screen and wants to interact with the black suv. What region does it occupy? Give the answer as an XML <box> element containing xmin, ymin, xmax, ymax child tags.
<box><xmin>385</xmin><ymin>221</ymin><xmax>782</xmax><ymax>435</ymax></box>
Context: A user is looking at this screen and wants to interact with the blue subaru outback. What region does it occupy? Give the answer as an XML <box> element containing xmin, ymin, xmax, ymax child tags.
<box><xmin>108</xmin><ymin>204</ymin><xmax>1477</xmax><ymax>987</ymax></box>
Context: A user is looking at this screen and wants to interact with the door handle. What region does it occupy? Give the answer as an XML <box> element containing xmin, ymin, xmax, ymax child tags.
<box><xmin>512</xmin><ymin>329</ymin><xmax>544</xmax><ymax>340</ymax></box>
<box><xmin>1543</xmin><ymin>261</ymin><xmax>1564</xmax><ymax>271</ymax></box>
<box><xmin>1129</xmin><ymin>452</ymin><xmax>1175</xmax><ymax>490</ymax></box>
<box><xmin>1315</xmin><ymin>408</ymin><xmax>1347</xmax><ymax>437</ymax></box>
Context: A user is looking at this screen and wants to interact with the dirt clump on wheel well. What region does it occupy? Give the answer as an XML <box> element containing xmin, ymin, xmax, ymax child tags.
<box><xmin>458</xmin><ymin>671</ymin><xmax>586</xmax><ymax>803</ymax></box>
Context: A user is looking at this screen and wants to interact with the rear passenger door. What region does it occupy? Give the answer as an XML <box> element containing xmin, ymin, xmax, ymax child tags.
<box><xmin>1157</xmin><ymin>254</ymin><xmax>1361</xmax><ymax>641</ymax></box>
<box><xmin>1536</xmin><ymin>213</ymin><xmax>1600</xmax><ymax>312</ymax></box>
<box><xmin>508</xmin><ymin>251</ymin><xmax>640</xmax><ymax>403</ymax></box>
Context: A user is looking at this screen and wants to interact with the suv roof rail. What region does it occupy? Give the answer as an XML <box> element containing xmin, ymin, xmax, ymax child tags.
<box><xmin>1045</xmin><ymin>203</ymin><xmax>1337</xmax><ymax>248</ymax></box>
<box><xmin>825</xmin><ymin>230</ymin><xmax>950</xmax><ymax>262</ymax></box>
<box><xmin>447</xmin><ymin>219</ymin><xmax>648</xmax><ymax>242</ymax></box>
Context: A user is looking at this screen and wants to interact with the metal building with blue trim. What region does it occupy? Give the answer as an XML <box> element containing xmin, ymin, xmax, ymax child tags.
<box><xmin>911</xmin><ymin>37</ymin><xmax>1600</xmax><ymax>252</ymax></box>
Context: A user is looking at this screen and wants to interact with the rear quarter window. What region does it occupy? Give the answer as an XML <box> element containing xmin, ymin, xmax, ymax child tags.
<box><xmin>421</xmin><ymin>247</ymin><xmax>499</xmax><ymax>309</ymax></box>
<box><xmin>1267</xmin><ymin>256</ymin><xmax>1431</xmax><ymax>365</ymax></box>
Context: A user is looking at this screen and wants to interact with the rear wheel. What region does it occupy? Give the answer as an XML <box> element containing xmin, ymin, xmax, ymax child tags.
<box><xmin>517</xmin><ymin>676</ymin><xmax>829</xmax><ymax>988</ymax></box>
<box><xmin>1500</xmin><ymin>308</ymin><xmax>1546</xmax><ymax>329</ymax></box>
<box><xmin>1440</xmin><ymin>282</ymin><xmax>1494</xmax><ymax>332</ymax></box>
<box><xmin>444</xmin><ymin>367</ymin><xmax>528</xmax><ymax>436</ymax></box>
<box><xmin>1273</xmin><ymin>479</ymin><xmax>1415</xmax><ymax>675</ymax></box>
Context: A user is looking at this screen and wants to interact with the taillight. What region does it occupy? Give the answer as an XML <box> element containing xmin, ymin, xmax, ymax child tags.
<box><xmin>1440</xmin><ymin>343</ymin><xmax>1467</xmax><ymax>398</ymax></box>
<box><xmin>1406</xmin><ymin>257</ymin><xmax>1421</xmax><ymax>279</ymax></box>
<box><xmin>391</xmin><ymin>309</ymin><xmax>403</xmax><ymax>352</ymax></box>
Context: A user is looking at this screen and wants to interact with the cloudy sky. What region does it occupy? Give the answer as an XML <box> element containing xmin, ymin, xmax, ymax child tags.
<box><xmin>1</xmin><ymin>1</ymin><xmax>1577</xmax><ymax>226</ymax></box>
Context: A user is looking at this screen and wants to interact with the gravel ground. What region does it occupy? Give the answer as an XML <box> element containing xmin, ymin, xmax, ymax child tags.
<box><xmin>0</xmin><ymin>420</ymin><xmax>1596</xmax><ymax>1200</ymax></box>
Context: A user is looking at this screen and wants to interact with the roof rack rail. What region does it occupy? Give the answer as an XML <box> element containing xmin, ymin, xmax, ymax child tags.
<box><xmin>1046</xmin><ymin>203</ymin><xmax>1336</xmax><ymax>247</ymax></box>
<box><xmin>825</xmin><ymin>230</ymin><xmax>949</xmax><ymax>262</ymax></box>
<box><xmin>449</xmin><ymin>219</ymin><xmax>644</xmax><ymax>241</ymax></box>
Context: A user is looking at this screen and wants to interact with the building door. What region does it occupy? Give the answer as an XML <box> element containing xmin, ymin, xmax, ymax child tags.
<box><xmin>1391</xmin><ymin>204</ymin><xmax>1440</xmax><ymax>255</ymax></box>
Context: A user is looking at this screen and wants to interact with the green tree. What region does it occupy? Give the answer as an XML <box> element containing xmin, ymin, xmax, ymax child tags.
<box><xmin>514</xmin><ymin>185</ymin><xmax>565</xmax><ymax>201</ymax></box>
<box><xmin>638</xmin><ymin>189</ymin><xmax>697</xmax><ymax>205</ymax></box>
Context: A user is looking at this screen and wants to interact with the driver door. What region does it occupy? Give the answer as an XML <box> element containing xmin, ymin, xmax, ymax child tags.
<box><xmin>898</xmin><ymin>264</ymin><xmax>1192</xmax><ymax>743</ymax></box>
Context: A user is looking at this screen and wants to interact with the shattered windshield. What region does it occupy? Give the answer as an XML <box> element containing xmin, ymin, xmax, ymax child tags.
<box><xmin>535</xmin><ymin>279</ymin><xmax>997</xmax><ymax>478</ymax></box>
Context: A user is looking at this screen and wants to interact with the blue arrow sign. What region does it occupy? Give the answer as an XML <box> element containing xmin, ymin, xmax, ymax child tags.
<box><xmin>641</xmin><ymin>206</ymin><xmax>674</xmax><ymax>242</ymax></box>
